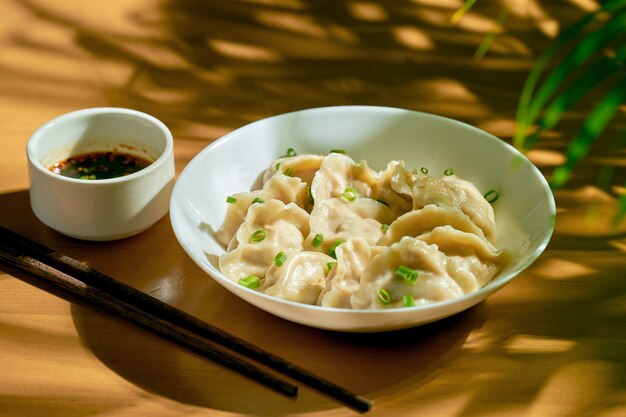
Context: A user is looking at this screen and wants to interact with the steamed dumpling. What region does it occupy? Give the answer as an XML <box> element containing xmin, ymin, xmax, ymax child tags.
<box><xmin>318</xmin><ymin>238</ymin><xmax>384</xmax><ymax>308</ymax></box>
<box><xmin>310</xmin><ymin>153</ymin><xmax>379</xmax><ymax>201</ymax></box>
<box><xmin>416</xmin><ymin>225</ymin><xmax>508</xmax><ymax>292</ymax></box>
<box><xmin>371</xmin><ymin>160</ymin><xmax>413</xmax><ymax>216</ymax></box>
<box><xmin>263</xmin><ymin>154</ymin><xmax>324</xmax><ymax>186</ymax></box>
<box><xmin>351</xmin><ymin>236</ymin><xmax>464</xmax><ymax>309</ymax></box>
<box><xmin>216</xmin><ymin>190</ymin><xmax>263</xmax><ymax>247</ymax></box>
<box><xmin>411</xmin><ymin>174</ymin><xmax>496</xmax><ymax>242</ymax></box>
<box><xmin>219</xmin><ymin>200</ymin><xmax>310</xmax><ymax>280</ymax></box>
<box><xmin>305</xmin><ymin>197</ymin><xmax>395</xmax><ymax>251</ymax></box>
<box><xmin>378</xmin><ymin>204</ymin><xmax>486</xmax><ymax>246</ymax></box>
<box><xmin>262</xmin><ymin>251</ymin><xmax>335</xmax><ymax>304</ymax></box>
<box><xmin>217</xmin><ymin>174</ymin><xmax>308</xmax><ymax>246</ymax></box>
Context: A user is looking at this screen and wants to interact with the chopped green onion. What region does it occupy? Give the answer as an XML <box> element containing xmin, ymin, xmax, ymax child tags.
<box><xmin>376</xmin><ymin>199</ymin><xmax>388</xmax><ymax>206</ymax></box>
<box><xmin>273</xmin><ymin>251</ymin><xmax>287</xmax><ymax>267</ymax></box>
<box><xmin>251</xmin><ymin>197</ymin><xmax>265</xmax><ymax>204</ymax></box>
<box><xmin>395</xmin><ymin>265</ymin><xmax>419</xmax><ymax>284</ymax></box>
<box><xmin>311</xmin><ymin>233</ymin><xmax>324</xmax><ymax>248</ymax></box>
<box><xmin>378</xmin><ymin>288</ymin><xmax>391</xmax><ymax>305</ymax></box>
<box><xmin>284</xmin><ymin>167</ymin><xmax>293</xmax><ymax>176</ymax></box>
<box><xmin>226</xmin><ymin>196</ymin><xmax>237</xmax><ymax>204</ymax></box>
<box><xmin>307</xmin><ymin>186</ymin><xmax>314</xmax><ymax>205</ymax></box>
<box><xmin>326</xmin><ymin>261</ymin><xmax>337</xmax><ymax>273</ymax></box>
<box><xmin>403</xmin><ymin>294</ymin><xmax>415</xmax><ymax>307</ymax></box>
<box><xmin>342</xmin><ymin>187</ymin><xmax>357</xmax><ymax>202</ymax></box>
<box><xmin>328</xmin><ymin>239</ymin><xmax>345</xmax><ymax>259</ymax></box>
<box><xmin>250</xmin><ymin>229</ymin><xmax>266</xmax><ymax>243</ymax></box>
<box><xmin>444</xmin><ymin>168</ymin><xmax>454</xmax><ymax>176</ymax></box>
<box><xmin>286</xmin><ymin>147</ymin><xmax>297</xmax><ymax>157</ymax></box>
<box><xmin>381</xmin><ymin>223</ymin><xmax>389</xmax><ymax>232</ymax></box>
<box><xmin>421</xmin><ymin>167</ymin><xmax>429</xmax><ymax>175</ymax></box>
<box><xmin>275</xmin><ymin>162</ymin><xmax>281</xmax><ymax>170</ymax></box>
<box><xmin>484</xmin><ymin>189</ymin><xmax>499</xmax><ymax>204</ymax></box>
<box><xmin>330</xmin><ymin>149</ymin><xmax>346</xmax><ymax>154</ymax></box>
<box><xmin>239</xmin><ymin>275</ymin><xmax>261</xmax><ymax>289</ymax></box>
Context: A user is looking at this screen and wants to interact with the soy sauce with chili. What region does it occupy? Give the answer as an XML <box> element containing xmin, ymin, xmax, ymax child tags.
<box><xmin>50</xmin><ymin>151</ymin><xmax>153</xmax><ymax>180</ymax></box>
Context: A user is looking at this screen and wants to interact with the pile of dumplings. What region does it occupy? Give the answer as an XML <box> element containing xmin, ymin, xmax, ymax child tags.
<box><xmin>217</xmin><ymin>151</ymin><xmax>507</xmax><ymax>309</ymax></box>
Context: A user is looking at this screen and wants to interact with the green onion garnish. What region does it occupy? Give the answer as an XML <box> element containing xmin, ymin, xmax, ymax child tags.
<box><xmin>286</xmin><ymin>147</ymin><xmax>297</xmax><ymax>157</ymax></box>
<box><xmin>421</xmin><ymin>167</ymin><xmax>428</xmax><ymax>175</ymax></box>
<box><xmin>484</xmin><ymin>189</ymin><xmax>499</xmax><ymax>204</ymax></box>
<box><xmin>381</xmin><ymin>223</ymin><xmax>389</xmax><ymax>232</ymax></box>
<box><xmin>226</xmin><ymin>196</ymin><xmax>237</xmax><ymax>204</ymax></box>
<box><xmin>330</xmin><ymin>149</ymin><xmax>346</xmax><ymax>154</ymax></box>
<box><xmin>307</xmin><ymin>186</ymin><xmax>314</xmax><ymax>205</ymax></box>
<box><xmin>311</xmin><ymin>233</ymin><xmax>324</xmax><ymax>248</ymax></box>
<box><xmin>395</xmin><ymin>265</ymin><xmax>419</xmax><ymax>284</ymax></box>
<box><xmin>328</xmin><ymin>239</ymin><xmax>345</xmax><ymax>259</ymax></box>
<box><xmin>275</xmin><ymin>162</ymin><xmax>281</xmax><ymax>170</ymax></box>
<box><xmin>251</xmin><ymin>197</ymin><xmax>265</xmax><ymax>204</ymax></box>
<box><xmin>239</xmin><ymin>275</ymin><xmax>261</xmax><ymax>289</ymax></box>
<box><xmin>342</xmin><ymin>187</ymin><xmax>357</xmax><ymax>202</ymax></box>
<box><xmin>326</xmin><ymin>261</ymin><xmax>337</xmax><ymax>273</ymax></box>
<box><xmin>284</xmin><ymin>167</ymin><xmax>293</xmax><ymax>176</ymax></box>
<box><xmin>444</xmin><ymin>168</ymin><xmax>454</xmax><ymax>176</ymax></box>
<box><xmin>273</xmin><ymin>251</ymin><xmax>287</xmax><ymax>266</ymax></box>
<box><xmin>378</xmin><ymin>288</ymin><xmax>391</xmax><ymax>305</ymax></box>
<box><xmin>403</xmin><ymin>294</ymin><xmax>415</xmax><ymax>307</ymax></box>
<box><xmin>250</xmin><ymin>229</ymin><xmax>266</xmax><ymax>243</ymax></box>
<box><xmin>376</xmin><ymin>199</ymin><xmax>388</xmax><ymax>206</ymax></box>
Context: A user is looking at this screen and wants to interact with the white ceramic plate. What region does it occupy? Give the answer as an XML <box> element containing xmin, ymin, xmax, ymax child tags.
<box><xmin>170</xmin><ymin>106</ymin><xmax>555</xmax><ymax>332</ymax></box>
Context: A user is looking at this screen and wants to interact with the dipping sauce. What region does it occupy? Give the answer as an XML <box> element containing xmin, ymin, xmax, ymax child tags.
<box><xmin>50</xmin><ymin>151</ymin><xmax>153</xmax><ymax>180</ymax></box>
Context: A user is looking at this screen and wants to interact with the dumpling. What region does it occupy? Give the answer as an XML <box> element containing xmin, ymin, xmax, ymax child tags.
<box><xmin>262</xmin><ymin>251</ymin><xmax>335</xmax><ymax>304</ymax></box>
<box><xmin>216</xmin><ymin>190</ymin><xmax>263</xmax><ymax>247</ymax></box>
<box><xmin>378</xmin><ymin>204</ymin><xmax>486</xmax><ymax>246</ymax></box>
<box><xmin>219</xmin><ymin>200</ymin><xmax>310</xmax><ymax>280</ymax></box>
<box><xmin>390</xmin><ymin>161</ymin><xmax>415</xmax><ymax>197</ymax></box>
<box><xmin>318</xmin><ymin>238</ymin><xmax>384</xmax><ymax>308</ymax></box>
<box><xmin>310</xmin><ymin>153</ymin><xmax>379</xmax><ymax>201</ymax></box>
<box><xmin>263</xmin><ymin>154</ymin><xmax>324</xmax><ymax>186</ymax></box>
<box><xmin>306</xmin><ymin>197</ymin><xmax>396</xmax><ymax>252</ymax></box>
<box><xmin>261</xmin><ymin>173</ymin><xmax>309</xmax><ymax>209</ymax></box>
<box><xmin>216</xmin><ymin>174</ymin><xmax>308</xmax><ymax>246</ymax></box>
<box><xmin>412</xmin><ymin>174</ymin><xmax>496</xmax><ymax>242</ymax></box>
<box><xmin>351</xmin><ymin>237</ymin><xmax>464</xmax><ymax>309</ymax></box>
<box><xmin>416</xmin><ymin>225</ymin><xmax>508</xmax><ymax>292</ymax></box>
<box><xmin>371</xmin><ymin>161</ymin><xmax>413</xmax><ymax>216</ymax></box>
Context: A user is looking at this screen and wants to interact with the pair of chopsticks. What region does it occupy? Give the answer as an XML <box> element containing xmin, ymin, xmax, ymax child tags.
<box><xmin>0</xmin><ymin>226</ymin><xmax>372</xmax><ymax>412</ymax></box>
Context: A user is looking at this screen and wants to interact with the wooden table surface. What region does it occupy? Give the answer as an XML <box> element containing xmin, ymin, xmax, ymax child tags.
<box><xmin>2</xmin><ymin>1</ymin><xmax>625</xmax><ymax>416</ymax></box>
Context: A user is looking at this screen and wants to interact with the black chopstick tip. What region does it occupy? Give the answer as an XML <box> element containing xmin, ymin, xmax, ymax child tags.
<box><xmin>352</xmin><ymin>396</ymin><xmax>373</xmax><ymax>413</ymax></box>
<box><xmin>287</xmin><ymin>385</ymin><xmax>299</xmax><ymax>397</ymax></box>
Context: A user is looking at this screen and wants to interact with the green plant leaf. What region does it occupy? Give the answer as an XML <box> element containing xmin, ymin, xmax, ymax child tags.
<box><xmin>526</xmin><ymin>12</ymin><xmax>626</xmax><ymax>127</ymax></box>
<box><xmin>523</xmin><ymin>44</ymin><xmax>626</xmax><ymax>149</ymax></box>
<box><xmin>451</xmin><ymin>0</ymin><xmax>478</xmax><ymax>25</ymax></box>
<box><xmin>551</xmin><ymin>74</ymin><xmax>626</xmax><ymax>189</ymax></box>
<box><xmin>515</xmin><ymin>0</ymin><xmax>626</xmax><ymax>148</ymax></box>
<box><xmin>474</xmin><ymin>7</ymin><xmax>509</xmax><ymax>60</ymax></box>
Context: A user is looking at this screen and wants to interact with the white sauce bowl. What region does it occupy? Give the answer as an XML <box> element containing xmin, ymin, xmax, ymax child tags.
<box><xmin>27</xmin><ymin>107</ymin><xmax>175</xmax><ymax>241</ymax></box>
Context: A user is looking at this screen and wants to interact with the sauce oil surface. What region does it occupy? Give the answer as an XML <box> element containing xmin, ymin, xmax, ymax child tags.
<box><xmin>50</xmin><ymin>151</ymin><xmax>153</xmax><ymax>180</ymax></box>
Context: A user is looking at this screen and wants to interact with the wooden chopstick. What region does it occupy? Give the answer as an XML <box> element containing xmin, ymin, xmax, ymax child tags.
<box><xmin>0</xmin><ymin>239</ymin><xmax>298</xmax><ymax>397</ymax></box>
<box><xmin>0</xmin><ymin>226</ymin><xmax>373</xmax><ymax>413</ymax></box>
